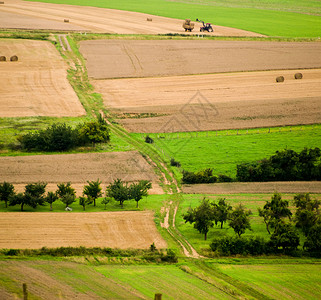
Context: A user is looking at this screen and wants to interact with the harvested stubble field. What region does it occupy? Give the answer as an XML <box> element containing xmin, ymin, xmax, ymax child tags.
<box><xmin>0</xmin><ymin>0</ymin><xmax>261</xmax><ymax>36</ymax></box>
<box><xmin>0</xmin><ymin>211</ymin><xmax>167</xmax><ymax>249</ymax></box>
<box><xmin>0</xmin><ymin>39</ymin><xmax>85</xmax><ymax>118</ymax></box>
<box><xmin>82</xmin><ymin>40</ymin><xmax>321</xmax><ymax>79</ymax></box>
<box><xmin>0</xmin><ymin>151</ymin><xmax>162</xmax><ymax>195</ymax></box>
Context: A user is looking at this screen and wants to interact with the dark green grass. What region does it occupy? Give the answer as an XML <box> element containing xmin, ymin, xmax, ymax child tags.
<box><xmin>176</xmin><ymin>193</ymin><xmax>321</xmax><ymax>254</ymax></box>
<box><xmin>28</xmin><ymin>0</ymin><xmax>321</xmax><ymax>37</ymax></box>
<box><xmin>133</xmin><ymin>125</ymin><xmax>321</xmax><ymax>178</ymax></box>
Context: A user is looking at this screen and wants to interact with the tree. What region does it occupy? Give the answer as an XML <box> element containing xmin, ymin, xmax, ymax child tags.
<box><xmin>106</xmin><ymin>179</ymin><xmax>129</xmax><ymax>208</ymax></box>
<box><xmin>212</xmin><ymin>198</ymin><xmax>232</xmax><ymax>229</ymax></box>
<box><xmin>101</xmin><ymin>197</ymin><xmax>113</xmax><ymax>210</ymax></box>
<box><xmin>258</xmin><ymin>192</ymin><xmax>292</xmax><ymax>234</ymax></box>
<box><xmin>183</xmin><ymin>198</ymin><xmax>215</xmax><ymax>240</ymax></box>
<box><xmin>228</xmin><ymin>204</ymin><xmax>252</xmax><ymax>237</ymax></box>
<box><xmin>61</xmin><ymin>193</ymin><xmax>76</xmax><ymax>208</ymax></box>
<box><xmin>9</xmin><ymin>182</ymin><xmax>47</xmax><ymax>211</ymax></box>
<box><xmin>46</xmin><ymin>191</ymin><xmax>58</xmax><ymax>211</ymax></box>
<box><xmin>0</xmin><ymin>181</ymin><xmax>15</xmax><ymax>208</ymax></box>
<box><xmin>56</xmin><ymin>182</ymin><xmax>76</xmax><ymax>198</ymax></box>
<box><xmin>294</xmin><ymin>193</ymin><xmax>320</xmax><ymax>236</ymax></box>
<box><xmin>129</xmin><ymin>180</ymin><xmax>152</xmax><ymax>208</ymax></box>
<box><xmin>303</xmin><ymin>223</ymin><xmax>321</xmax><ymax>255</ymax></box>
<box><xmin>83</xmin><ymin>179</ymin><xmax>102</xmax><ymax>207</ymax></box>
<box><xmin>79</xmin><ymin>196</ymin><xmax>93</xmax><ymax>211</ymax></box>
<box><xmin>269</xmin><ymin>221</ymin><xmax>300</xmax><ymax>252</ymax></box>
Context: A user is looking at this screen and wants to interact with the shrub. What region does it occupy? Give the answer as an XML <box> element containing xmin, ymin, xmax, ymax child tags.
<box><xmin>218</xmin><ymin>174</ymin><xmax>233</xmax><ymax>182</ymax></box>
<box><xmin>170</xmin><ymin>158</ymin><xmax>181</xmax><ymax>167</ymax></box>
<box><xmin>182</xmin><ymin>168</ymin><xmax>217</xmax><ymax>184</ymax></box>
<box><xmin>145</xmin><ymin>135</ymin><xmax>154</xmax><ymax>144</ymax></box>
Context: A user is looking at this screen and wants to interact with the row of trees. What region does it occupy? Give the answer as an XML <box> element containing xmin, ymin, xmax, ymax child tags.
<box><xmin>18</xmin><ymin>114</ymin><xmax>110</xmax><ymax>152</ymax></box>
<box><xmin>0</xmin><ymin>179</ymin><xmax>152</xmax><ymax>211</ymax></box>
<box><xmin>183</xmin><ymin>193</ymin><xmax>320</xmax><ymax>255</ymax></box>
<box><xmin>236</xmin><ymin>148</ymin><xmax>321</xmax><ymax>182</ymax></box>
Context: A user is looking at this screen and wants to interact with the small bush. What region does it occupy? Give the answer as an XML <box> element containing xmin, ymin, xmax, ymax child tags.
<box><xmin>182</xmin><ymin>168</ymin><xmax>217</xmax><ymax>184</ymax></box>
<box><xmin>218</xmin><ymin>174</ymin><xmax>233</xmax><ymax>182</ymax></box>
<box><xmin>145</xmin><ymin>135</ymin><xmax>154</xmax><ymax>144</ymax></box>
<box><xmin>161</xmin><ymin>249</ymin><xmax>178</xmax><ymax>263</ymax></box>
<box><xmin>170</xmin><ymin>158</ymin><xmax>181</xmax><ymax>167</ymax></box>
<box><xmin>6</xmin><ymin>249</ymin><xmax>20</xmax><ymax>256</ymax></box>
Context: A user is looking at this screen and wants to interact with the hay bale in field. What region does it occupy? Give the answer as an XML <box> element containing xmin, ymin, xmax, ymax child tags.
<box><xmin>185</xmin><ymin>19</ymin><xmax>191</xmax><ymax>25</ymax></box>
<box><xmin>294</xmin><ymin>72</ymin><xmax>303</xmax><ymax>79</ymax></box>
<box><xmin>147</xmin><ymin>18</ymin><xmax>152</xmax><ymax>21</ymax></box>
<box><xmin>0</xmin><ymin>56</ymin><xmax>6</xmax><ymax>61</ymax></box>
<box><xmin>0</xmin><ymin>2</ymin><xmax>4</xmax><ymax>4</ymax></box>
<box><xmin>64</xmin><ymin>19</ymin><xmax>69</xmax><ymax>23</ymax></box>
<box><xmin>276</xmin><ymin>76</ymin><xmax>284</xmax><ymax>83</ymax></box>
<box><xmin>10</xmin><ymin>55</ymin><xmax>18</xmax><ymax>61</ymax></box>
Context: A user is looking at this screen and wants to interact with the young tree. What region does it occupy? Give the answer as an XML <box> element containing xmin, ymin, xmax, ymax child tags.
<box><xmin>212</xmin><ymin>198</ymin><xmax>232</xmax><ymax>229</ymax></box>
<box><xmin>258</xmin><ymin>192</ymin><xmax>292</xmax><ymax>234</ymax></box>
<box><xmin>269</xmin><ymin>221</ymin><xmax>300</xmax><ymax>252</ymax></box>
<box><xmin>61</xmin><ymin>193</ymin><xmax>76</xmax><ymax>208</ymax></box>
<box><xmin>228</xmin><ymin>204</ymin><xmax>252</xmax><ymax>237</ymax></box>
<box><xmin>46</xmin><ymin>191</ymin><xmax>58</xmax><ymax>211</ymax></box>
<box><xmin>9</xmin><ymin>182</ymin><xmax>47</xmax><ymax>211</ymax></box>
<box><xmin>294</xmin><ymin>193</ymin><xmax>320</xmax><ymax>236</ymax></box>
<box><xmin>0</xmin><ymin>181</ymin><xmax>15</xmax><ymax>208</ymax></box>
<box><xmin>183</xmin><ymin>198</ymin><xmax>215</xmax><ymax>240</ymax></box>
<box><xmin>83</xmin><ymin>179</ymin><xmax>102</xmax><ymax>207</ymax></box>
<box><xmin>303</xmin><ymin>223</ymin><xmax>321</xmax><ymax>255</ymax></box>
<box><xmin>79</xmin><ymin>196</ymin><xmax>93</xmax><ymax>211</ymax></box>
<box><xmin>129</xmin><ymin>180</ymin><xmax>152</xmax><ymax>208</ymax></box>
<box><xmin>56</xmin><ymin>182</ymin><xmax>76</xmax><ymax>198</ymax></box>
<box><xmin>106</xmin><ymin>179</ymin><xmax>129</xmax><ymax>208</ymax></box>
<box><xmin>101</xmin><ymin>197</ymin><xmax>113</xmax><ymax>210</ymax></box>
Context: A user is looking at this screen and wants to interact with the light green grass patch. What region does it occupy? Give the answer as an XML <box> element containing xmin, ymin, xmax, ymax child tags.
<box><xmin>95</xmin><ymin>264</ymin><xmax>233</xmax><ymax>299</ymax></box>
<box><xmin>135</xmin><ymin>125</ymin><xmax>321</xmax><ymax>178</ymax></box>
<box><xmin>29</xmin><ymin>0</ymin><xmax>321</xmax><ymax>37</ymax></box>
<box><xmin>214</xmin><ymin>263</ymin><xmax>321</xmax><ymax>299</ymax></box>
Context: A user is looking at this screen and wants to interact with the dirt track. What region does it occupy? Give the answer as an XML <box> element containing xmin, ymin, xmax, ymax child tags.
<box><xmin>94</xmin><ymin>68</ymin><xmax>321</xmax><ymax>132</ymax></box>
<box><xmin>81</xmin><ymin>40</ymin><xmax>321</xmax><ymax>79</ymax></box>
<box><xmin>0</xmin><ymin>211</ymin><xmax>167</xmax><ymax>249</ymax></box>
<box><xmin>0</xmin><ymin>0</ymin><xmax>263</xmax><ymax>36</ymax></box>
<box><xmin>0</xmin><ymin>151</ymin><xmax>162</xmax><ymax>195</ymax></box>
<box><xmin>0</xmin><ymin>39</ymin><xmax>85</xmax><ymax>118</ymax></box>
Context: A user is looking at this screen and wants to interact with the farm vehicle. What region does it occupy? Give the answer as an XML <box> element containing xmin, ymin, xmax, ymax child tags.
<box><xmin>182</xmin><ymin>19</ymin><xmax>195</xmax><ymax>32</ymax></box>
<box><xmin>196</xmin><ymin>18</ymin><xmax>213</xmax><ymax>32</ymax></box>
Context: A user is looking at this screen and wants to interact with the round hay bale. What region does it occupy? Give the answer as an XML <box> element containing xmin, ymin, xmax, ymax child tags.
<box><xmin>10</xmin><ymin>55</ymin><xmax>18</xmax><ymax>62</ymax></box>
<box><xmin>0</xmin><ymin>56</ymin><xmax>6</xmax><ymax>61</ymax></box>
<box><xmin>147</xmin><ymin>18</ymin><xmax>152</xmax><ymax>21</ymax></box>
<box><xmin>64</xmin><ymin>19</ymin><xmax>69</xmax><ymax>23</ymax></box>
<box><xmin>294</xmin><ymin>72</ymin><xmax>303</xmax><ymax>79</ymax></box>
<box><xmin>276</xmin><ymin>76</ymin><xmax>284</xmax><ymax>83</ymax></box>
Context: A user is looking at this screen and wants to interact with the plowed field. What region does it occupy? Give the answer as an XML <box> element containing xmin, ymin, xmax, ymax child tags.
<box><xmin>0</xmin><ymin>0</ymin><xmax>262</xmax><ymax>36</ymax></box>
<box><xmin>0</xmin><ymin>39</ymin><xmax>85</xmax><ymax>118</ymax></box>
<box><xmin>0</xmin><ymin>211</ymin><xmax>167</xmax><ymax>249</ymax></box>
<box><xmin>0</xmin><ymin>151</ymin><xmax>162</xmax><ymax>195</ymax></box>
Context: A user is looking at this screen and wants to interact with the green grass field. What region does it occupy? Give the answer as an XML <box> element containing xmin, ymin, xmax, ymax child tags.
<box><xmin>134</xmin><ymin>125</ymin><xmax>321</xmax><ymax>178</ymax></box>
<box><xmin>29</xmin><ymin>0</ymin><xmax>321</xmax><ymax>37</ymax></box>
<box><xmin>176</xmin><ymin>193</ymin><xmax>321</xmax><ymax>254</ymax></box>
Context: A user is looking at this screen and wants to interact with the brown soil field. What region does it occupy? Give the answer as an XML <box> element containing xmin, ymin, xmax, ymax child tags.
<box><xmin>94</xmin><ymin>68</ymin><xmax>321</xmax><ymax>132</ymax></box>
<box><xmin>0</xmin><ymin>151</ymin><xmax>162</xmax><ymax>195</ymax></box>
<box><xmin>182</xmin><ymin>181</ymin><xmax>321</xmax><ymax>194</ymax></box>
<box><xmin>81</xmin><ymin>40</ymin><xmax>321</xmax><ymax>79</ymax></box>
<box><xmin>0</xmin><ymin>211</ymin><xmax>167</xmax><ymax>249</ymax></box>
<box><xmin>0</xmin><ymin>39</ymin><xmax>85</xmax><ymax>118</ymax></box>
<box><xmin>0</xmin><ymin>0</ymin><xmax>262</xmax><ymax>36</ymax></box>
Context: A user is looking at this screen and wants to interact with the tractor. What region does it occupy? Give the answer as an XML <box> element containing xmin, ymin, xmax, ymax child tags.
<box><xmin>196</xmin><ymin>18</ymin><xmax>213</xmax><ymax>32</ymax></box>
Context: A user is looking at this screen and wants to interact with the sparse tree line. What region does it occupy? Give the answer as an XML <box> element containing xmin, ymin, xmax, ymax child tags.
<box><xmin>12</xmin><ymin>114</ymin><xmax>110</xmax><ymax>152</ymax></box>
<box><xmin>183</xmin><ymin>193</ymin><xmax>321</xmax><ymax>257</ymax></box>
<box><xmin>181</xmin><ymin>148</ymin><xmax>321</xmax><ymax>184</ymax></box>
<box><xmin>0</xmin><ymin>179</ymin><xmax>152</xmax><ymax>211</ymax></box>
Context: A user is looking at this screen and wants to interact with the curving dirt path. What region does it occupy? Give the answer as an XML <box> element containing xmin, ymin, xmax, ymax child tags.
<box><xmin>0</xmin><ymin>0</ymin><xmax>264</xmax><ymax>36</ymax></box>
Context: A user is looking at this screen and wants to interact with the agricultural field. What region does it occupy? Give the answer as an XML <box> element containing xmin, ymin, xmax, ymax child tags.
<box><xmin>26</xmin><ymin>0</ymin><xmax>321</xmax><ymax>37</ymax></box>
<box><xmin>0</xmin><ymin>151</ymin><xmax>162</xmax><ymax>195</ymax></box>
<box><xmin>0</xmin><ymin>211</ymin><xmax>167</xmax><ymax>249</ymax></box>
<box><xmin>0</xmin><ymin>39</ymin><xmax>85</xmax><ymax>118</ymax></box>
